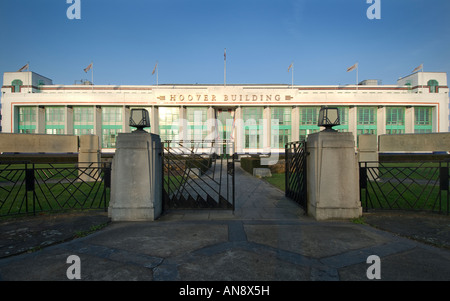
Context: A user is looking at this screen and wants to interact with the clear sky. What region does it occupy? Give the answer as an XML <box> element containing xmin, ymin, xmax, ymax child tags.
<box><xmin>1</xmin><ymin>0</ymin><xmax>450</xmax><ymax>87</ymax></box>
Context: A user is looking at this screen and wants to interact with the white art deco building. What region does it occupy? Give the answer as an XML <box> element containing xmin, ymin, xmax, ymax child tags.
<box><xmin>0</xmin><ymin>70</ymin><xmax>448</xmax><ymax>153</ymax></box>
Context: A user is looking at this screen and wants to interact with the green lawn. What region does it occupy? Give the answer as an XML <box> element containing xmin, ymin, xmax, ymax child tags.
<box><xmin>365</xmin><ymin>162</ymin><xmax>448</xmax><ymax>181</ymax></box>
<box><xmin>263</xmin><ymin>171</ymin><xmax>449</xmax><ymax>213</ymax></box>
<box><xmin>0</xmin><ymin>163</ymin><xmax>101</xmax><ymax>183</ymax></box>
<box><xmin>362</xmin><ymin>180</ymin><xmax>449</xmax><ymax>213</ymax></box>
<box><xmin>0</xmin><ymin>181</ymin><xmax>109</xmax><ymax>217</ymax></box>
<box><xmin>264</xmin><ymin>173</ymin><xmax>285</xmax><ymax>191</ymax></box>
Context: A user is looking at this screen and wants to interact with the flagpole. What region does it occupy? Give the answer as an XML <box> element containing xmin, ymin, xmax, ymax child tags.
<box><xmin>91</xmin><ymin>62</ymin><xmax>94</xmax><ymax>91</ymax></box>
<box><xmin>157</xmin><ymin>63</ymin><xmax>159</xmax><ymax>86</ymax></box>
<box><xmin>292</xmin><ymin>63</ymin><xmax>294</xmax><ymax>89</ymax></box>
<box><xmin>224</xmin><ymin>48</ymin><xmax>227</xmax><ymax>87</ymax></box>
<box><xmin>356</xmin><ymin>62</ymin><xmax>359</xmax><ymax>91</ymax></box>
<box><xmin>288</xmin><ymin>62</ymin><xmax>294</xmax><ymax>88</ymax></box>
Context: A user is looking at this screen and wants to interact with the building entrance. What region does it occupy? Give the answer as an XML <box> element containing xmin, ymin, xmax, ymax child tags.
<box><xmin>215</xmin><ymin>108</ymin><xmax>235</xmax><ymax>155</ymax></box>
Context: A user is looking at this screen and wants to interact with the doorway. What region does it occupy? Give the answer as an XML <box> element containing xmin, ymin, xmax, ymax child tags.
<box><xmin>215</xmin><ymin>108</ymin><xmax>235</xmax><ymax>155</ymax></box>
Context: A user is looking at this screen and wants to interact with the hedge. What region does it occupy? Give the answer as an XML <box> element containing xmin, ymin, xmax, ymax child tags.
<box><xmin>240</xmin><ymin>157</ymin><xmax>262</xmax><ymax>174</ymax></box>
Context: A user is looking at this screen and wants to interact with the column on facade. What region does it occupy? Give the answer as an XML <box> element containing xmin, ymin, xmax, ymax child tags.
<box><xmin>348</xmin><ymin>106</ymin><xmax>357</xmax><ymax>144</ymax></box>
<box><xmin>377</xmin><ymin>106</ymin><xmax>386</xmax><ymax>136</ymax></box>
<box><xmin>405</xmin><ymin>106</ymin><xmax>414</xmax><ymax>134</ymax></box>
<box><xmin>432</xmin><ymin>106</ymin><xmax>438</xmax><ymax>133</ymax></box>
<box><xmin>179</xmin><ymin>106</ymin><xmax>187</xmax><ymax>141</ymax></box>
<box><xmin>37</xmin><ymin>106</ymin><xmax>45</xmax><ymax>134</ymax></box>
<box><xmin>291</xmin><ymin>106</ymin><xmax>300</xmax><ymax>142</ymax></box>
<box><xmin>263</xmin><ymin>106</ymin><xmax>271</xmax><ymax>151</ymax></box>
<box><xmin>94</xmin><ymin>106</ymin><xmax>102</xmax><ymax>138</ymax></box>
<box><xmin>234</xmin><ymin>106</ymin><xmax>243</xmax><ymax>153</ymax></box>
<box><xmin>207</xmin><ymin>106</ymin><xmax>216</xmax><ymax>142</ymax></box>
<box><xmin>123</xmin><ymin>106</ymin><xmax>130</xmax><ymax>133</ymax></box>
<box><xmin>65</xmin><ymin>106</ymin><xmax>74</xmax><ymax>135</ymax></box>
<box><xmin>150</xmin><ymin>106</ymin><xmax>159</xmax><ymax>135</ymax></box>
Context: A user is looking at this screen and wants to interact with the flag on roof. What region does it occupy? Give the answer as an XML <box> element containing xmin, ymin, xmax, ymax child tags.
<box><xmin>18</xmin><ymin>63</ymin><xmax>29</xmax><ymax>72</ymax></box>
<box><xmin>412</xmin><ymin>64</ymin><xmax>423</xmax><ymax>73</ymax></box>
<box><xmin>347</xmin><ymin>63</ymin><xmax>358</xmax><ymax>72</ymax></box>
<box><xmin>84</xmin><ymin>63</ymin><xmax>93</xmax><ymax>73</ymax></box>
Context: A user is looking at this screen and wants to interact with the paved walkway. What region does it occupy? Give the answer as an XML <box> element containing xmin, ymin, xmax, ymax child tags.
<box><xmin>0</xmin><ymin>164</ymin><xmax>450</xmax><ymax>282</ymax></box>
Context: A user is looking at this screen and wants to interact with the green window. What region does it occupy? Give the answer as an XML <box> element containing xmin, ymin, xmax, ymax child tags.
<box><xmin>216</xmin><ymin>109</ymin><xmax>234</xmax><ymax>142</ymax></box>
<box><xmin>243</xmin><ymin>107</ymin><xmax>263</xmax><ymax>148</ymax></box>
<box><xmin>102</xmin><ymin>106</ymin><xmax>122</xmax><ymax>123</ymax></box>
<box><xmin>299</xmin><ymin>107</ymin><xmax>320</xmax><ymax>141</ymax></box>
<box><xmin>335</xmin><ymin>107</ymin><xmax>349</xmax><ymax>133</ymax></box>
<box><xmin>159</xmin><ymin>107</ymin><xmax>180</xmax><ymax>143</ymax></box>
<box><xmin>74</xmin><ymin>128</ymin><xmax>94</xmax><ymax>135</ymax></box>
<box><xmin>414</xmin><ymin>107</ymin><xmax>433</xmax><ymax>133</ymax></box>
<box><xmin>45</xmin><ymin>107</ymin><xmax>65</xmax><ymax>134</ymax></box>
<box><xmin>74</xmin><ymin>106</ymin><xmax>94</xmax><ymax>135</ymax></box>
<box><xmin>385</xmin><ymin>107</ymin><xmax>405</xmax><ymax>134</ymax></box>
<box><xmin>357</xmin><ymin>107</ymin><xmax>377</xmax><ymax>142</ymax></box>
<box><xmin>11</xmin><ymin>80</ymin><xmax>23</xmax><ymax>93</ymax></box>
<box><xmin>102</xmin><ymin>107</ymin><xmax>123</xmax><ymax>148</ymax></box>
<box><xmin>102</xmin><ymin>128</ymin><xmax>121</xmax><ymax>148</ymax></box>
<box><xmin>271</xmin><ymin>107</ymin><xmax>291</xmax><ymax>148</ymax></box>
<box><xmin>186</xmin><ymin>107</ymin><xmax>208</xmax><ymax>142</ymax></box>
<box><xmin>18</xmin><ymin>107</ymin><xmax>36</xmax><ymax>133</ymax></box>
<box><xmin>428</xmin><ymin>80</ymin><xmax>439</xmax><ymax>93</ymax></box>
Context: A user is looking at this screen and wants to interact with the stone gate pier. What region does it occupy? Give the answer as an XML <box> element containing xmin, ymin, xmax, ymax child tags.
<box><xmin>306</xmin><ymin>131</ymin><xmax>362</xmax><ymax>221</ymax></box>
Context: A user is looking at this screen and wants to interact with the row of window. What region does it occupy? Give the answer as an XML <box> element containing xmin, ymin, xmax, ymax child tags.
<box><xmin>158</xmin><ymin>106</ymin><xmax>433</xmax><ymax>148</ymax></box>
<box><xmin>17</xmin><ymin>106</ymin><xmax>434</xmax><ymax>148</ymax></box>
<box><xmin>18</xmin><ymin>107</ymin><xmax>122</xmax><ymax>148</ymax></box>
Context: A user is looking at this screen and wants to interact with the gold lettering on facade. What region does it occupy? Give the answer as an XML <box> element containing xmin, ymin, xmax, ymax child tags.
<box><xmin>165</xmin><ymin>94</ymin><xmax>284</xmax><ymax>102</ymax></box>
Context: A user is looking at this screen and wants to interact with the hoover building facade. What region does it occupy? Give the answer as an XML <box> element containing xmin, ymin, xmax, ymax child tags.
<box><xmin>0</xmin><ymin>70</ymin><xmax>449</xmax><ymax>153</ymax></box>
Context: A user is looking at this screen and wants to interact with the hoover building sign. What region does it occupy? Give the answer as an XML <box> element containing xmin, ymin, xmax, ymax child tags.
<box><xmin>156</xmin><ymin>93</ymin><xmax>292</xmax><ymax>104</ymax></box>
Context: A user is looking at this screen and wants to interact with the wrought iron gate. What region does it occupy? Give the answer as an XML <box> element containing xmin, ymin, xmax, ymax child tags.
<box><xmin>162</xmin><ymin>141</ymin><xmax>235</xmax><ymax>211</ymax></box>
<box><xmin>285</xmin><ymin>141</ymin><xmax>308</xmax><ymax>212</ymax></box>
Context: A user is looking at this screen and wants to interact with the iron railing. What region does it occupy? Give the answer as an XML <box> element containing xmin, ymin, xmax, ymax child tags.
<box><xmin>0</xmin><ymin>162</ymin><xmax>111</xmax><ymax>217</ymax></box>
<box><xmin>285</xmin><ymin>141</ymin><xmax>308</xmax><ymax>212</ymax></box>
<box><xmin>360</xmin><ymin>161</ymin><xmax>449</xmax><ymax>214</ymax></box>
<box><xmin>162</xmin><ymin>140</ymin><xmax>235</xmax><ymax>210</ymax></box>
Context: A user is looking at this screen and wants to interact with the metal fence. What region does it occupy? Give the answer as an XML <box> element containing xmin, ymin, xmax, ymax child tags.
<box><xmin>0</xmin><ymin>162</ymin><xmax>111</xmax><ymax>217</ymax></box>
<box><xmin>285</xmin><ymin>141</ymin><xmax>308</xmax><ymax>212</ymax></box>
<box><xmin>162</xmin><ymin>140</ymin><xmax>235</xmax><ymax>211</ymax></box>
<box><xmin>360</xmin><ymin>161</ymin><xmax>449</xmax><ymax>214</ymax></box>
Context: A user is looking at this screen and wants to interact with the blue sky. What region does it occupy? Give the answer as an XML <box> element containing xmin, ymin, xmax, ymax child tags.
<box><xmin>1</xmin><ymin>0</ymin><xmax>450</xmax><ymax>86</ymax></box>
